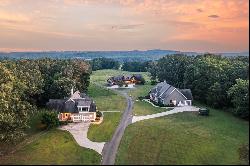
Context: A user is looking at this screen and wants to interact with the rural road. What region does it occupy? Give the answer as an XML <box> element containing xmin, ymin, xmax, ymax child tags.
<box><xmin>101</xmin><ymin>91</ymin><xmax>133</xmax><ymax>165</ymax></box>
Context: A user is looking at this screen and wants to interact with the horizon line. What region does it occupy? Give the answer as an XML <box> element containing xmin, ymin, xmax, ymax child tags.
<box><xmin>0</xmin><ymin>49</ymin><xmax>249</xmax><ymax>54</ymax></box>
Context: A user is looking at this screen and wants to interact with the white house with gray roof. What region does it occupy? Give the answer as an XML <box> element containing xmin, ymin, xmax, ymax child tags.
<box><xmin>149</xmin><ymin>81</ymin><xmax>193</xmax><ymax>106</ymax></box>
<box><xmin>46</xmin><ymin>88</ymin><xmax>97</xmax><ymax>122</ymax></box>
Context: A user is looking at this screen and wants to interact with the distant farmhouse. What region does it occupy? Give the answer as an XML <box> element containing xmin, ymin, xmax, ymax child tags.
<box><xmin>107</xmin><ymin>74</ymin><xmax>144</xmax><ymax>86</ymax></box>
<box><xmin>46</xmin><ymin>89</ymin><xmax>97</xmax><ymax>122</ymax></box>
<box><xmin>149</xmin><ymin>81</ymin><xmax>193</xmax><ymax>106</ymax></box>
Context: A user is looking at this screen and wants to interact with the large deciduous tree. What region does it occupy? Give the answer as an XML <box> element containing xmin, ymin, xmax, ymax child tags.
<box><xmin>228</xmin><ymin>79</ymin><xmax>249</xmax><ymax>119</ymax></box>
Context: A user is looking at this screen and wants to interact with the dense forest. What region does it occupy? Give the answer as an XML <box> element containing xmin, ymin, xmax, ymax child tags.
<box><xmin>90</xmin><ymin>58</ymin><xmax>120</xmax><ymax>71</ymax></box>
<box><xmin>90</xmin><ymin>58</ymin><xmax>151</xmax><ymax>72</ymax></box>
<box><xmin>121</xmin><ymin>61</ymin><xmax>150</xmax><ymax>72</ymax></box>
<box><xmin>0</xmin><ymin>58</ymin><xmax>91</xmax><ymax>142</ymax></box>
<box><xmin>148</xmin><ymin>54</ymin><xmax>249</xmax><ymax>119</ymax></box>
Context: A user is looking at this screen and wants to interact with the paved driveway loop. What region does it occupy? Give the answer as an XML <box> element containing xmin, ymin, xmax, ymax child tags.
<box><xmin>59</xmin><ymin>122</ymin><xmax>105</xmax><ymax>155</ymax></box>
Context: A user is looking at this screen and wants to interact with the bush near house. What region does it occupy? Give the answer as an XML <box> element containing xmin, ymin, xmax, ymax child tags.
<box><xmin>96</xmin><ymin>111</ymin><xmax>102</xmax><ymax>118</ymax></box>
<box><xmin>150</xmin><ymin>80</ymin><xmax>157</xmax><ymax>85</ymax></box>
<box><xmin>150</xmin><ymin>99</ymin><xmax>168</xmax><ymax>107</ymax></box>
<box><xmin>138</xmin><ymin>95</ymin><xmax>150</xmax><ymax>101</ymax></box>
<box><xmin>41</xmin><ymin>111</ymin><xmax>60</xmax><ymax>129</ymax></box>
<box><xmin>139</xmin><ymin>77</ymin><xmax>146</xmax><ymax>85</ymax></box>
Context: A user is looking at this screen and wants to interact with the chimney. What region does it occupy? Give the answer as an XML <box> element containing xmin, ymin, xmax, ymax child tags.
<box><xmin>71</xmin><ymin>87</ymin><xmax>74</xmax><ymax>96</ymax></box>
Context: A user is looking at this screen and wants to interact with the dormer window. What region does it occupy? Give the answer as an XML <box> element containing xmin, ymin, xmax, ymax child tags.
<box><xmin>77</xmin><ymin>106</ymin><xmax>89</xmax><ymax>112</ymax></box>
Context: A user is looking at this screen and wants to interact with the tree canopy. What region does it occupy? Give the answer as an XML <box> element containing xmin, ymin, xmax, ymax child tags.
<box><xmin>0</xmin><ymin>58</ymin><xmax>91</xmax><ymax>142</ymax></box>
<box><xmin>148</xmin><ymin>54</ymin><xmax>249</xmax><ymax>119</ymax></box>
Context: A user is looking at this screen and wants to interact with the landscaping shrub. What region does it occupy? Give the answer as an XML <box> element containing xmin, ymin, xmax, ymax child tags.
<box><xmin>138</xmin><ymin>77</ymin><xmax>145</xmax><ymax>85</ymax></box>
<box><xmin>150</xmin><ymin>99</ymin><xmax>167</xmax><ymax>107</ymax></box>
<box><xmin>166</xmin><ymin>103</ymin><xmax>175</xmax><ymax>107</ymax></box>
<box><xmin>138</xmin><ymin>96</ymin><xmax>145</xmax><ymax>101</ymax></box>
<box><xmin>59</xmin><ymin>121</ymin><xmax>68</xmax><ymax>126</ymax></box>
<box><xmin>41</xmin><ymin>111</ymin><xmax>60</xmax><ymax>129</ymax></box>
<box><xmin>96</xmin><ymin>111</ymin><xmax>102</xmax><ymax>117</ymax></box>
<box><xmin>151</xmin><ymin>80</ymin><xmax>157</xmax><ymax>85</ymax></box>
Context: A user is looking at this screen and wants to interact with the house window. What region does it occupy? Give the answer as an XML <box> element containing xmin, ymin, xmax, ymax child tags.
<box><xmin>82</xmin><ymin>107</ymin><xmax>88</xmax><ymax>112</ymax></box>
<box><xmin>170</xmin><ymin>100</ymin><xmax>172</xmax><ymax>103</ymax></box>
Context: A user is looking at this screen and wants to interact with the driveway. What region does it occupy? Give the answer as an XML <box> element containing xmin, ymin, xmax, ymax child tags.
<box><xmin>59</xmin><ymin>122</ymin><xmax>105</xmax><ymax>155</ymax></box>
<box><xmin>132</xmin><ymin>106</ymin><xmax>199</xmax><ymax>123</ymax></box>
<box><xmin>101</xmin><ymin>92</ymin><xmax>133</xmax><ymax>165</ymax></box>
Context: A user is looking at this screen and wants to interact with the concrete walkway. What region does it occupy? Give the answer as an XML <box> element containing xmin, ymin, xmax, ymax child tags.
<box><xmin>59</xmin><ymin>122</ymin><xmax>105</xmax><ymax>155</ymax></box>
<box><xmin>132</xmin><ymin>106</ymin><xmax>199</xmax><ymax>123</ymax></box>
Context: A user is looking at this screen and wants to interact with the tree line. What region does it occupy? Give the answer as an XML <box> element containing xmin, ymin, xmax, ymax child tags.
<box><xmin>148</xmin><ymin>54</ymin><xmax>249</xmax><ymax>119</ymax></box>
<box><xmin>0</xmin><ymin>58</ymin><xmax>91</xmax><ymax>142</ymax></box>
<box><xmin>90</xmin><ymin>57</ymin><xmax>150</xmax><ymax>72</ymax></box>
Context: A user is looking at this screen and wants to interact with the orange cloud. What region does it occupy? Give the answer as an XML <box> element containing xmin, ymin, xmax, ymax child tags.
<box><xmin>0</xmin><ymin>10</ymin><xmax>30</xmax><ymax>23</ymax></box>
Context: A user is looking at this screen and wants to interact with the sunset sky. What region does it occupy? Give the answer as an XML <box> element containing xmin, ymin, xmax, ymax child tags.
<box><xmin>0</xmin><ymin>0</ymin><xmax>249</xmax><ymax>52</ymax></box>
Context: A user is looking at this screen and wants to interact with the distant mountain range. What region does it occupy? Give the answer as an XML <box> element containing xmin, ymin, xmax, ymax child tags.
<box><xmin>0</xmin><ymin>50</ymin><xmax>248</xmax><ymax>62</ymax></box>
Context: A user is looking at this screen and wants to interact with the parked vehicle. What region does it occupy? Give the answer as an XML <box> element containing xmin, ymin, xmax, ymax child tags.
<box><xmin>199</xmin><ymin>108</ymin><xmax>209</xmax><ymax>116</ymax></box>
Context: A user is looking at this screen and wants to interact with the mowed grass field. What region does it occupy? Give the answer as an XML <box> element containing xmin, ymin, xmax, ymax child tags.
<box><xmin>87</xmin><ymin>84</ymin><xmax>126</xmax><ymax>142</ymax></box>
<box><xmin>133</xmin><ymin>100</ymin><xmax>172</xmax><ymax>116</ymax></box>
<box><xmin>0</xmin><ymin>130</ymin><xmax>101</xmax><ymax>165</ymax></box>
<box><xmin>87</xmin><ymin>69</ymin><xmax>152</xmax><ymax>142</ymax></box>
<box><xmin>116</xmin><ymin>106</ymin><xmax>249</xmax><ymax>165</ymax></box>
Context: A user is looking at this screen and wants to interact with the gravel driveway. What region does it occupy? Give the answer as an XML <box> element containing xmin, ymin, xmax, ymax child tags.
<box><xmin>59</xmin><ymin>122</ymin><xmax>105</xmax><ymax>155</ymax></box>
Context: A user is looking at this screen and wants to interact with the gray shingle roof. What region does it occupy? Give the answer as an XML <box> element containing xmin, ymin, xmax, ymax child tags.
<box><xmin>77</xmin><ymin>100</ymin><xmax>92</xmax><ymax>107</ymax></box>
<box><xmin>179</xmin><ymin>89</ymin><xmax>193</xmax><ymax>100</ymax></box>
<box><xmin>151</xmin><ymin>81</ymin><xmax>173</xmax><ymax>98</ymax></box>
<box><xmin>46</xmin><ymin>93</ymin><xmax>96</xmax><ymax>113</ymax></box>
<box><xmin>160</xmin><ymin>86</ymin><xmax>175</xmax><ymax>99</ymax></box>
<box><xmin>150</xmin><ymin>81</ymin><xmax>192</xmax><ymax>100</ymax></box>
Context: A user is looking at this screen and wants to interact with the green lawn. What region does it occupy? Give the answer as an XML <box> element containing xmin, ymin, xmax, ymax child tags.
<box><xmin>1</xmin><ymin>130</ymin><xmax>101</xmax><ymax>165</ymax></box>
<box><xmin>128</xmin><ymin>84</ymin><xmax>153</xmax><ymax>100</ymax></box>
<box><xmin>133</xmin><ymin>100</ymin><xmax>171</xmax><ymax>116</ymax></box>
<box><xmin>88</xmin><ymin>112</ymin><xmax>122</xmax><ymax>142</ymax></box>
<box><xmin>87</xmin><ymin>84</ymin><xmax>126</xmax><ymax>112</ymax></box>
<box><xmin>116</xmin><ymin>106</ymin><xmax>249</xmax><ymax>165</ymax></box>
<box><xmin>87</xmin><ymin>73</ymin><xmax>127</xmax><ymax>142</ymax></box>
<box><xmin>87</xmin><ymin>83</ymin><xmax>125</xmax><ymax>142</ymax></box>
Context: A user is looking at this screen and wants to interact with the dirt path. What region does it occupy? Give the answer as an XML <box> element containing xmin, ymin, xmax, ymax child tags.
<box><xmin>101</xmin><ymin>92</ymin><xmax>133</xmax><ymax>165</ymax></box>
